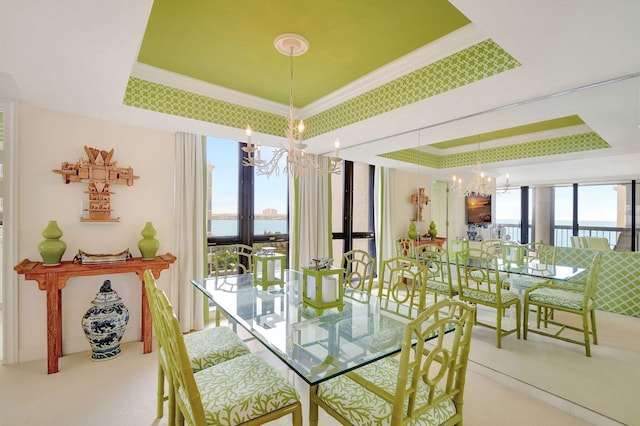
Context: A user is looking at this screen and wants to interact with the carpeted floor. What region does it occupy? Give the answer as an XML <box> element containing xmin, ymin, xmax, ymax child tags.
<box><xmin>0</xmin><ymin>305</ymin><xmax>635</xmax><ymax>425</ymax></box>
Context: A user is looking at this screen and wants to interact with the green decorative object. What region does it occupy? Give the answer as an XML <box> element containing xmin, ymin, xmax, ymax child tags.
<box><xmin>428</xmin><ymin>221</ymin><xmax>438</xmax><ymax>239</ymax></box>
<box><xmin>38</xmin><ymin>220</ymin><xmax>67</xmax><ymax>266</ymax></box>
<box><xmin>407</xmin><ymin>222</ymin><xmax>418</xmax><ymax>240</ymax></box>
<box><xmin>138</xmin><ymin>221</ymin><xmax>160</xmax><ymax>259</ymax></box>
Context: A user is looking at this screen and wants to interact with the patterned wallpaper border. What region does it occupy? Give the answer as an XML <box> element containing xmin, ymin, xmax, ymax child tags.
<box><xmin>379</xmin><ymin>132</ymin><xmax>610</xmax><ymax>168</ymax></box>
<box><xmin>123</xmin><ymin>39</ymin><xmax>520</xmax><ymax>140</ymax></box>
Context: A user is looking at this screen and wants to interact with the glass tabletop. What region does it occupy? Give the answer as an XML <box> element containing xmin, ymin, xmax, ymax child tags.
<box><xmin>496</xmin><ymin>260</ymin><xmax>584</xmax><ymax>280</ymax></box>
<box><xmin>191</xmin><ymin>270</ymin><xmax>449</xmax><ymax>385</ymax></box>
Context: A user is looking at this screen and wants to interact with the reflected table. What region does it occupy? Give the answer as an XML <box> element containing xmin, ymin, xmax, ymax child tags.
<box><xmin>191</xmin><ymin>270</ymin><xmax>451</xmax><ymax>385</ymax></box>
<box><xmin>497</xmin><ymin>261</ymin><xmax>585</xmax><ymax>297</ymax></box>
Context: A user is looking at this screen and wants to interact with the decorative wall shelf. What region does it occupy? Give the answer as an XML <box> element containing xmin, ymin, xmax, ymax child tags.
<box><xmin>53</xmin><ymin>146</ymin><xmax>139</xmax><ymax>222</ymax></box>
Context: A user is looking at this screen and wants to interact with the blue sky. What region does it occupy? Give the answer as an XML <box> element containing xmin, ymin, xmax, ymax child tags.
<box><xmin>496</xmin><ymin>185</ymin><xmax>620</xmax><ymax>223</ymax></box>
<box><xmin>206</xmin><ymin>136</ymin><xmax>287</xmax><ymax>214</ymax></box>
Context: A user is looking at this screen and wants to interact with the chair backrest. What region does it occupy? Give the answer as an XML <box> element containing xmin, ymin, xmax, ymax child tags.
<box><xmin>501</xmin><ymin>243</ymin><xmax>526</xmax><ymax>267</ymax></box>
<box><xmin>418</xmin><ymin>246</ymin><xmax>454</xmax><ymax>296</ymax></box>
<box><xmin>585</xmin><ymin>237</ymin><xmax>611</xmax><ymax>250</ymax></box>
<box><xmin>395</xmin><ymin>238</ymin><xmax>414</xmax><ymax>258</ymax></box>
<box><xmin>524</xmin><ymin>242</ymin><xmax>556</xmax><ymax>266</ymax></box>
<box><xmin>391</xmin><ymin>299</ymin><xmax>475</xmax><ymax>424</ymax></box>
<box><xmin>208</xmin><ymin>244</ymin><xmax>254</xmax><ymax>277</ymax></box>
<box><xmin>456</xmin><ymin>250</ymin><xmax>504</xmax><ymax>303</ymax></box>
<box><xmin>583</xmin><ymin>252</ymin><xmax>602</xmax><ymax>303</ymax></box>
<box><xmin>413</xmin><ymin>243</ymin><xmax>443</xmax><ymax>259</ymax></box>
<box><xmin>341</xmin><ymin>249</ymin><xmax>375</xmax><ymax>293</ymax></box>
<box><xmin>480</xmin><ymin>239</ymin><xmax>503</xmax><ymax>256</ymax></box>
<box><xmin>144</xmin><ymin>270</ymin><xmax>208</xmax><ymax>425</ymax></box>
<box><xmin>377</xmin><ymin>256</ymin><xmax>426</xmax><ymax>318</ymax></box>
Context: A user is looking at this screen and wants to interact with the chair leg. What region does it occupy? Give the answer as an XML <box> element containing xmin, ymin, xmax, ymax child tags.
<box><xmin>515</xmin><ymin>303</ymin><xmax>521</xmax><ymax>339</ymax></box>
<box><xmin>523</xmin><ymin>300</ymin><xmax>530</xmax><ymax>340</ymax></box>
<box><xmin>582</xmin><ymin>312</ymin><xmax>591</xmax><ymax>357</ymax></box>
<box><xmin>496</xmin><ymin>310</ymin><xmax>502</xmax><ymax>349</ymax></box>
<box><xmin>309</xmin><ymin>386</ymin><xmax>320</xmax><ymax>426</ymax></box>
<box><xmin>591</xmin><ymin>309</ymin><xmax>598</xmax><ymax>345</ymax></box>
<box><xmin>157</xmin><ymin>362</ymin><xmax>165</xmax><ymax>418</ymax></box>
<box><xmin>292</xmin><ymin>402</ymin><xmax>303</xmax><ymax>426</ymax></box>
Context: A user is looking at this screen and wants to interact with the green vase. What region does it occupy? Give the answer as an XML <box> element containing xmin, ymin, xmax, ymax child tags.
<box><xmin>138</xmin><ymin>222</ymin><xmax>160</xmax><ymax>259</ymax></box>
<box><xmin>407</xmin><ymin>222</ymin><xmax>418</xmax><ymax>240</ymax></box>
<box><xmin>38</xmin><ymin>220</ymin><xmax>67</xmax><ymax>266</ymax></box>
<box><xmin>428</xmin><ymin>220</ymin><xmax>438</xmax><ymax>239</ymax></box>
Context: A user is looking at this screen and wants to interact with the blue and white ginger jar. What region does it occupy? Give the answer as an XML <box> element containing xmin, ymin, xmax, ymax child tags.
<box><xmin>82</xmin><ymin>280</ymin><xmax>129</xmax><ymax>361</ymax></box>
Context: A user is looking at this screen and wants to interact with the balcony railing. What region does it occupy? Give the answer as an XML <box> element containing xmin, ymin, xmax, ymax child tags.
<box><xmin>495</xmin><ymin>223</ymin><xmax>633</xmax><ymax>250</ymax></box>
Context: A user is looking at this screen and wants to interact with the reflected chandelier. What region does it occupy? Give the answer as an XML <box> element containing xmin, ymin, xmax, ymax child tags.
<box><xmin>451</xmin><ymin>142</ymin><xmax>494</xmax><ymax>197</ymax></box>
<box><xmin>242</xmin><ymin>33</ymin><xmax>342</xmax><ymax>177</ymax></box>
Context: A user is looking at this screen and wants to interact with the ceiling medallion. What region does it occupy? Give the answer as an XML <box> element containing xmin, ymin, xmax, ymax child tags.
<box><xmin>242</xmin><ymin>33</ymin><xmax>341</xmax><ymax>177</ymax></box>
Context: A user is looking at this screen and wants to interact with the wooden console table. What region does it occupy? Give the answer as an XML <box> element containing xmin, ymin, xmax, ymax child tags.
<box><xmin>415</xmin><ymin>237</ymin><xmax>447</xmax><ymax>248</ymax></box>
<box><xmin>14</xmin><ymin>253</ymin><xmax>177</xmax><ymax>374</ymax></box>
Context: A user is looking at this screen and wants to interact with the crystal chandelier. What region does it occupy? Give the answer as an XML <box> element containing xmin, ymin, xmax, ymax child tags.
<box><xmin>451</xmin><ymin>142</ymin><xmax>494</xmax><ymax>197</ymax></box>
<box><xmin>242</xmin><ymin>33</ymin><xmax>341</xmax><ymax>177</ymax></box>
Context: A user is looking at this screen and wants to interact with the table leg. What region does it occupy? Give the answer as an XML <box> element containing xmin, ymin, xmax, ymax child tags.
<box><xmin>141</xmin><ymin>282</ymin><xmax>152</xmax><ymax>354</ymax></box>
<box><xmin>45</xmin><ymin>278</ymin><xmax>61</xmax><ymax>374</ymax></box>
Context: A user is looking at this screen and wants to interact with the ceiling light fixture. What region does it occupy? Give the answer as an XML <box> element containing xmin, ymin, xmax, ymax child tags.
<box><xmin>451</xmin><ymin>142</ymin><xmax>494</xmax><ymax>197</ymax></box>
<box><xmin>242</xmin><ymin>33</ymin><xmax>341</xmax><ymax>177</ymax></box>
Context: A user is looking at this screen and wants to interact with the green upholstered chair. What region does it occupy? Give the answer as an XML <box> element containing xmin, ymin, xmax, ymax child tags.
<box><xmin>143</xmin><ymin>270</ymin><xmax>251</xmax><ymax>424</ymax></box>
<box><xmin>523</xmin><ymin>252</ymin><xmax>602</xmax><ymax>357</ymax></box>
<box><xmin>309</xmin><ymin>298</ymin><xmax>475</xmax><ymax>426</ymax></box>
<box><xmin>456</xmin><ymin>249</ymin><xmax>521</xmax><ymax>348</ymax></box>
<box><xmin>341</xmin><ymin>249</ymin><xmax>375</xmax><ymax>293</ymax></box>
<box><xmin>376</xmin><ymin>256</ymin><xmax>427</xmax><ymax>319</ymax></box>
<box><xmin>146</xmin><ymin>270</ymin><xmax>303</xmax><ymax>426</ymax></box>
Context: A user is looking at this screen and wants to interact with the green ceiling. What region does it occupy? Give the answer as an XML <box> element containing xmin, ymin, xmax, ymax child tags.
<box><xmin>429</xmin><ymin>115</ymin><xmax>586</xmax><ymax>149</ymax></box>
<box><xmin>137</xmin><ymin>0</ymin><xmax>470</xmax><ymax>107</ymax></box>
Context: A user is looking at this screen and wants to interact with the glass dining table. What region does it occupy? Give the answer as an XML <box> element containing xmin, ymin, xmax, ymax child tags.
<box><xmin>191</xmin><ymin>269</ymin><xmax>451</xmax><ymax>386</ymax></box>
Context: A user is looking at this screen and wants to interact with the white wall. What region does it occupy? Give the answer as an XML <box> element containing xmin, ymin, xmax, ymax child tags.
<box><xmin>16</xmin><ymin>105</ymin><xmax>174</xmax><ymax>362</ymax></box>
<box><xmin>392</xmin><ymin>170</ymin><xmax>436</xmax><ymax>239</ymax></box>
<box><xmin>391</xmin><ymin>171</ymin><xmax>469</xmax><ymax>246</ymax></box>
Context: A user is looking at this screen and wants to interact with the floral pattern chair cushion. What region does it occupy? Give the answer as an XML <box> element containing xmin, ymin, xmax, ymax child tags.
<box><xmin>178</xmin><ymin>353</ymin><xmax>301</xmax><ymax>426</ymax></box>
<box><xmin>316</xmin><ymin>357</ymin><xmax>457</xmax><ymax>425</ymax></box>
<box><xmin>184</xmin><ymin>326</ymin><xmax>250</xmax><ymax>371</ymax></box>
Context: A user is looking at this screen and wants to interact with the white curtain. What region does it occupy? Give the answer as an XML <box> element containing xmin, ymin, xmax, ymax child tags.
<box><xmin>375</xmin><ymin>167</ymin><xmax>395</xmax><ymax>276</ymax></box>
<box><xmin>172</xmin><ymin>132</ymin><xmax>206</xmax><ymax>332</ymax></box>
<box><xmin>290</xmin><ymin>157</ymin><xmax>332</xmax><ymax>270</ymax></box>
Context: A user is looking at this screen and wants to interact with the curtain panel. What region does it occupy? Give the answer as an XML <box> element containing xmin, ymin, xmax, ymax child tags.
<box><xmin>172</xmin><ymin>132</ymin><xmax>206</xmax><ymax>332</ymax></box>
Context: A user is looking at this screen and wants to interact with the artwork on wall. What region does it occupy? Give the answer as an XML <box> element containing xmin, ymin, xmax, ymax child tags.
<box><xmin>466</xmin><ymin>192</ymin><xmax>492</xmax><ymax>224</ymax></box>
<box><xmin>53</xmin><ymin>146</ymin><xmax>139</xmax><ymax>222</ymax></box>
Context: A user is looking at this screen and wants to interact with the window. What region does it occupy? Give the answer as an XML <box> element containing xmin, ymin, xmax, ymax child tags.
<box><xmin>206</xmin><ymin>137</ymin><xmax>289</xmax><ymax>249</ymax></box>
<box><xmin>330</xmin><ymin>160</ymin><xmax>375</xmax><ymax>265</ymax></box>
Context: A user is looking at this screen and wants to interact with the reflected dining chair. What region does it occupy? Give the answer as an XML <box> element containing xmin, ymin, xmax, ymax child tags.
<box><xmin>456</xmin><ymin>250</ymin><xmax>521</xmax><ymax>348</ymax></box>
<box><xmin>395</xmin><ymin>238</ymin><xmax>415</xmax><ymax>258</ymax></box>
<box><xmin>416</xmin><ymin>245</ymin><xmax>457</xmax><ymax>302</ymax></box>
<box><xmin>376</xmin><ymin>256</ymin><xmax>427</xmax><ymax>319</ymax></box>
<box><xmin>146</xmin><ymin>270</ymin><xmax>303</xmax><ymax>426</ymax></box>
<box><xmin>524</xmin><ymin>252</ymin><xmax>602</xmax><ymax>356</ymax></box>
<box><xmin>309</xmin><ymin>298</ymin><xmax>476</xmax><ymax>426</ymax></box>
<box><xmin>208</xmin><ymin>244</ymin><xmax>253</xmax><ymax>278</ymax></box>
<box><xmin>341</xmin><ymin>249</ymin><xmax>375</xmax><ymax>293</ymax></box>
<box><xmin>143</xmin><ymin>270</ymin><xmax>251</xmax><ymax>424</ymax></box>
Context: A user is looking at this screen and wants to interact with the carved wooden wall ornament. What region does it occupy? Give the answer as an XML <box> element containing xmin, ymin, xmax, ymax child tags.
<box><xmin>53</xmin><ymin>146</ymin><xmax>139</xmax><ymax>222</ymax></box>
